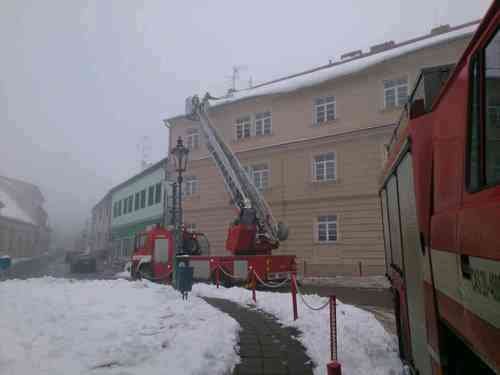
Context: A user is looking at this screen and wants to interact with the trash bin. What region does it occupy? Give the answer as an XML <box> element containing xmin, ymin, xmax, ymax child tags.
<box><xmin>175</xmin><ymin>255</ymin><xmax>193</xmax><ymax>299</ymax></box>
<box><xmin>176</xmin><ymin>265</ymin><xmax>194</xmax><ymax>293</ymax></box>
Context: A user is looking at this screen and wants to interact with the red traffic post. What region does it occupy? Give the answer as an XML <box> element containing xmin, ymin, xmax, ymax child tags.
<box><xmin>252</xmin><ymin>271</ymin><xmax>257</xmax><ymax>303</ymax></box>
<box><xmin>291</xmin><ymin>273</ymin><xmax>298</xmax><ymax>321</ymax></box>
<box><xmin>327</xmin><ymin>361</ymin><xmax>342</xmax><ymax>375</ymax></box>
<box><xmin>327</xmin><ymin>295</ymin><xmax>341</xmax><ymax>375</ymax></box>
<box><xmin>216</xmin><ymin>265</ymin><xmax>220</xmax><ymax>289</ymax></box>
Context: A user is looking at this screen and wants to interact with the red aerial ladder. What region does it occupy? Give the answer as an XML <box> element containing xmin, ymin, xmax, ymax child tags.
<box><xmin>130</xmin><ymin>94</ymin><xmax>293</xmax><ymax>285</ymax></box>
<box><xmin>380</xmin><ymin>2</ymin><xmax>499</xmax><ymax>374</ymax></box>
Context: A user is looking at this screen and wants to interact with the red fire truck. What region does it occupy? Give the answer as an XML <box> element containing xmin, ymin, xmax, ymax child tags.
<box><xmin>130</xmin><ymin>94</ymin><xmax>294</xmax><ymax>285</ymax></box>
<box><xmin>130</xmin><ymin>226</ymin><xmax>295</xmax><ymax>286</ymax></box>
<box><xmin>380</xmin><ymin>2</ymin><xmax>499</xmax><ymax>374</ymax></box>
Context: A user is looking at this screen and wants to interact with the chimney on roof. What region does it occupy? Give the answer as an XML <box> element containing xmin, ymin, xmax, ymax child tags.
<box><xmin>341</xmin><ymin>49</ymin><xmax>363</xmax><ymax>60</ymax></box>
<box><xmin>370</xmin><ymin>41</ymin><xmax>395</xmax><ymax>54</ymax></box>
<box><xmin>430</xmin><ymin>24</ymin><xmax>451</xmax><ymax>35</ymax></box>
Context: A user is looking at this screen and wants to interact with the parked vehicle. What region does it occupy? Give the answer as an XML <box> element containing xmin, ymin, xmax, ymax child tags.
<box><xmin>65</xmin><ymin>251</ymin><xmax>82</xmax><ymax>264</ymax></box>
<box><xmin>69</xmin><ymin>253</ymin><xmax>97</xmax><ymax>273</ymax></box>
<box><xmin>379</xmin><ymin>2</ymin><xmax>499</xmax><ymax>374</ymax></box>
<box><xmin>130</xmin><ymin>94</ymin><xmax>295</xmax><ymax>285</ymax></box>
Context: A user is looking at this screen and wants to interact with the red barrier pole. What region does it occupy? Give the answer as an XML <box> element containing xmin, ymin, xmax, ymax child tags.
<box><xmin>291</xmin><ymin>273</ymin><xmax>298</xmax><ymax>321</ymax></box>
<box><xmin>216</xmin><ymin>266</ymin><xmax>220</xmax><ymax>289</ymax></box>
<box><xmin>327</xmin><ymin>295</ymin><xmax>341</xmax><ymax>375</ymax></box>
<box><xmin>252</xmin><ymin>271</ymin><xmax>257</xmax><ymax>303</ymax></box>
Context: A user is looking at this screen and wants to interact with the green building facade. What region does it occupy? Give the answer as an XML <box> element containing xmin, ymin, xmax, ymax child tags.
<box><xmin>110</xmin><ymin>158</ymin><xmax>173</xmax><ymax>258</ymax></box>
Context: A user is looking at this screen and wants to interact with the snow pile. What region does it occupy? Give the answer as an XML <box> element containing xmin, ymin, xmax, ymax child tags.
<box><xmin>0</xmin><ymin>188</ymin><xmax>35</xmax><ymax>225</ymax></box>
<box><xmin>115</xmin><ymin>270</ymin><xmax>131</xmax><ymax>279</ymax></box>
<box><xmin>0</xmin><ymin>278</ymin><xmax>239</xmax><ymax>375</ymax></box>
<box><xmin>193</xmin><ymin>283</ymin><xmax>402</xmax><ymax>375</ymax></box>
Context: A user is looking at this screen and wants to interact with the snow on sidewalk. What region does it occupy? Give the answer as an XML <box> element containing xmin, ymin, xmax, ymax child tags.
<box><xmin>0</xmin><ymin>278</ymin><xmax>239</xmax><ymax>375</ymax></box>
<box><xmin>193</xmin><ymin>283</ymin><xmax>403</xmax><ymax>375</ymax></box>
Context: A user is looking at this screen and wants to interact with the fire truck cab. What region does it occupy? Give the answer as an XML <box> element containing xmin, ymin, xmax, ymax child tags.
<box><xmin>131</xmin><ymin>226</ymin><xmax>208</xmax><ymax>281</ymax></box>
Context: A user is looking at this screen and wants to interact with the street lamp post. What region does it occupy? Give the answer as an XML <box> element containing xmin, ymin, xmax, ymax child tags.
<box><xmin>170</xmin><ymin>137</ymin><xmax>189</xmax><ymax>289</ymax></box>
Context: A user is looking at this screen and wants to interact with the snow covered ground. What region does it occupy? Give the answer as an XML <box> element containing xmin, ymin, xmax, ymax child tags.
<box><xmin>0</xmin><ymin>278</ymin><xmax>239</xmax><ymax>375</ymax></box>
<box><xmin>193</xmin><ymin>283</ymin><xmax>403</xmax><ymax>375</ymax></box>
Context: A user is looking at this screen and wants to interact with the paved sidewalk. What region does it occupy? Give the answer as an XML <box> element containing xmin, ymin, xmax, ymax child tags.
<box><xmin>203</xmin><ymin>297</ymin><xmax>314</xmax><ymax>375</ymax></box>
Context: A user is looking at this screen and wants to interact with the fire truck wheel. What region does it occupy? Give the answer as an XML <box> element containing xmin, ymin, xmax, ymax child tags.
<box><xmin>131</xmin><ymin>267</ymin><xmax>139</xmax><ymax>280</ymax></box>
<box><xmin>138</xmin><ymin>264</ymin><xmax>153</xmax><ymax>280</ymax></box>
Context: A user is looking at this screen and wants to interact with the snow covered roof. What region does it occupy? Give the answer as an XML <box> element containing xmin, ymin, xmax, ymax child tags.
<box><xmin>0</xmin><ymin>188</ymin><xmax>35</xmax><ymax>225</ymax></box>
<box><xmin>207</xmin><ymin>21</ymin><xmax>478</xmax><ymax>109</ymax></box>
<box><xmin>0</xmin><ymin>176</ymin><xmax>44</xmax><ymax>202</ymax></box>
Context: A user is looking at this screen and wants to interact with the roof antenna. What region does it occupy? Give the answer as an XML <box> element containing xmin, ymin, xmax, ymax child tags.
<box><xmin>226</xmin><ymin>65</ymin><xmax>247</xmax><ymax>94</ymax></box>
<box><xmin>137</xmin><ymin>136</ymin><xmax>152</xmax><ymax>171</ymax></box>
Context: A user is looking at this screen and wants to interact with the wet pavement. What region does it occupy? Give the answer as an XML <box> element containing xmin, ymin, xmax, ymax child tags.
<box><xmin>203</xmin><ymin>297</ymin><xmax>314</xmax><ymax>375</ymax></box>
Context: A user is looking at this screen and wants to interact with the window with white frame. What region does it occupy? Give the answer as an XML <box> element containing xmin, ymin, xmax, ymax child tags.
<box><xmin>184</xmin><ymin>176</ymin><xmax>198</xmax><ymax>196</ymax></box>
<box><xmin>314</xmin><ymin>96</ymin><xmax>336</xmax><ymax>124</ymax></box>
<box><xmin>255</xmin><ymin>111</ymin><xmax>272</xmax><ymax>136</ymax></box>
<box><xmin>186</xmin><ymin>128</ymin><xmax>200</xmax><ymax>150</ymax></box>
<box><xmin>384</xmin><ymin>77</ymin><xmax>408</xmax><ymax>108</ymax></box>
<box><xmin>251</xmin><ymin>164</ymin><xmax>270</xmax><ymax>190</ymax></box>
<box><xmin>313</xmin><ymin>152</ymin><xmax>336</xmax><ymax>181</ymax></box>
<box><xmin>236</xmin><ymin>116</ymin><xmax>251</xmax><ymax>140</ymax></box>
<box><xmin>128</xmin><ymin>195</ymin><xmax>133</xmax><ymax>213</ymax></box>
<box><xmin>317</xmin><ymin>215</ymin><xmax>338</xmax><ymax>242</ymax></box>
<box><xmin>154</xmin><ymin>182</ymin><xmax>162</xmax><ymax>204</ymax></box>
<box><xmin>244</xmin><ymin>164</ymin><xmax>269</xmax><ymax>190</ymax></box>
<box><xmin>186</xmin><ymin>223</ymin><xmax>197</xmax><ymax>232</ymax></box>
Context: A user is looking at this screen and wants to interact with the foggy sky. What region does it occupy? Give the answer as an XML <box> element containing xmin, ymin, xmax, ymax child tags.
<box><xmin>0</xmin><ymin>0</ymin><xmax>491</xmax><ymax>248</ymax></box>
